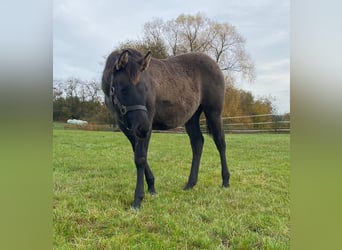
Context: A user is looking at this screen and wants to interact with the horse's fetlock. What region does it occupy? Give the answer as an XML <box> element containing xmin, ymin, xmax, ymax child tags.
<box><xmin>147</xmin><ymin>177</ymin><xmax>155</xmax><ymax>184</ymax></box>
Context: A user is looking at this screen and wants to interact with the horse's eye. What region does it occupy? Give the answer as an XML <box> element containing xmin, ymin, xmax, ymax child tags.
<box><xmin>120</xmin><ymin>87</ymin><xmax>129</xmax><ymax>95</ymax></box>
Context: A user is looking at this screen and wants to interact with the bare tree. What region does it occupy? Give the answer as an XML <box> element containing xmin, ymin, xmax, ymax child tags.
<box><xmin>53</xmin><ymin>77</ymin><xmax>102</xmax><ymax>102</ymax></box>
<box><xmin>53</xmin><ymin>79</ymin><xmax>65</xmax><ymax>100</ymax></box>
<box><xmin>114</xmin><ymin>13</ymin><xmax>255</xmax><ymax>85</ymax></box>
<box><xmin>175</xmin><ymin>13</ymin><xmax>214</xmax><ymax>53</ymax></box>
<box><xmin>209</xmin><ymin>22</ymin><xmax>255</xmax><ymax>82</ymax></box>
<box><xmin>85</xmin><ymin>80</ymin><xmax>101</xmax><ymax>102</ymax></box>
<box><xmin>142</xmin><ymin>13</ymin><xmax>255</xmax><ymax>84</ymax></box>
<box><xmin>64</xmin><ymin>77</ymin><xmax>81</xmax><ymax>98</ymax></box>
<box><xmin>143</xmin><ymin>18</ymin><xmax>164</xmax><ymax>46</ymax></box>
<box><xmin>163</xmin><ymin>19</ymin><xmax>180</xmax><ymax>56</ymax></box>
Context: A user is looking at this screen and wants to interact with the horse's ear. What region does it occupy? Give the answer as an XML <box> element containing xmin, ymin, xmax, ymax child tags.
<box><xmin>115</xmin><ymin>50</ymin><xmax>129</xmax><ymax>70</ymax></box>
<box><xmin>139</xmin><ymin>51</ymin><xmax>152</xmax><ymax>72</ymax></box>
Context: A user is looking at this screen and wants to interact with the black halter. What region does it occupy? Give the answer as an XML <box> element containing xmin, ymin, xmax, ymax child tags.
<box><xmin>110</xmin><ymin>75</ymin><xmax>147</xmax><ymax>118</ymax></box>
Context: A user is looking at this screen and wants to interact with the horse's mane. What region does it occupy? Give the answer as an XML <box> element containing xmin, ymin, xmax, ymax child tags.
<box><xmin>102</xmin><ymin>48</ymin><xmax>143</xmax><ymax>96</ymax></box>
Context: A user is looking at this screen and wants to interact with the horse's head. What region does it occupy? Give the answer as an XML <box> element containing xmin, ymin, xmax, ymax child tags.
<box><xmin>107</xmin><ymin>49</ymin><xmax>152</xmax><ymax>139</ymax></box>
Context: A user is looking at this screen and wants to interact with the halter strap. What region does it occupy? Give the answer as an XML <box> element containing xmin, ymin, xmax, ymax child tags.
<box><xmin>110</xmin><ymin>86</ymin><xmax>147</xmax><ymax>117</ymax></box>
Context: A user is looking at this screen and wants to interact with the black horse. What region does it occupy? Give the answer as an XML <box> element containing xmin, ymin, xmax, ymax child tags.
<box><xmin>102</xmin><ymin>48</ymin><xmax>230</xmax><ymax>208</ymax></box>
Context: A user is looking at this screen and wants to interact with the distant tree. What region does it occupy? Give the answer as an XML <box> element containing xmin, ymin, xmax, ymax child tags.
<box><xmin>53</xmin><ymin>79</ymin><xmax>64</xmax><ymax>101</ymax></box>
<box><xmin>82</xmin><ymin>80</ymin><xmax>102</xmax><ymax>102</ymax></box>
<box><xmin>142</xmin><ymin>13</ymin><xmax>255</xmax><ymax>83</ymax></box>
<box><xmin>283</xmin><ymin>112</ymin><xmax>290</xmax><ymax>121</ymax></box>
<box><xmin>222</xmin><ymin>81</ymin><xmax>243</xmax><ymax>117</ymax></box>
<box><xmin>114</xmin><ymin>13</ymin><xmax>255</xmax><ymax>84</ymax></box>
<box><xmin>52</xmin><ymin>78</ymin><xmax>116</xmax><ymax>125</ymax></box>
<box><xmin>64</xmin><ymin>77</ymin><xmax>81</xmax><ymax>98</ymax></box>
<box><xmin>117</xmin><ymin>39</ymin><xmax>168</xmax><ymax>59</ymax></box>
<box><xmin>240</xmin><ymin>91</ymin><xmax>254</xmax><ymax>116</ymax></box>
<box><xmin>222</xmin><ymin>80</ymin><xmax>274</xmax><ymax>127</ymax></box>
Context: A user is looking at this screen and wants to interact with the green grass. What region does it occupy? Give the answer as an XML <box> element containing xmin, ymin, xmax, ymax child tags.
<box><xmin>53</xmin><ymin>122</ymin><xmax>67</xmax><ymax>130</ymax></box>
<box><xmin>53</xmin><ymin>130</ymin><xmax>290</xmax><ymax>249</ymax></box>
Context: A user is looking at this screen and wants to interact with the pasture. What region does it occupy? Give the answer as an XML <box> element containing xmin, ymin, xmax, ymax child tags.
<box><xmin>53</xmin><ymin>129</ymin><xmax>290</xmax><ymax>249</ymax></box>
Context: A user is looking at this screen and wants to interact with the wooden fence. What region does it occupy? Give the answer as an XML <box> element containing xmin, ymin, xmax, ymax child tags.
<box><xmin>62</xmin><ymin>114</ymin><xmax>290</xmax><ymax>134</ymax></box>
<box><xmin>208</xmin><ymin>114</ymin><xmax>290</xmax><ymax>133</ymax></box>
<box><xmin>155</xmin><ymin>114</ymin><xmax>290</xmax><ymax>134</ymax></box>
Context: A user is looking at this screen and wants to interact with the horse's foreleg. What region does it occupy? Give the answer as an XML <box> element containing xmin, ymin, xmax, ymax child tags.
<box><xmin>124</xmin><ymin>128</ymin><xmax>154</xmax><ymax>208</ymax></box>
<box><xmin>142</xmin><ymin>131</ymin><xmax>156</xmax><ymax>195</ymax></box>
<box><xmin>132</xmin><ymin>131</ymin><xmax>156</xmax><ymax>208</ymax></box>
<box><xmin>132</xmin><ymin>137</ymin><xmax>150</xmax><ymax>209</ymax></box>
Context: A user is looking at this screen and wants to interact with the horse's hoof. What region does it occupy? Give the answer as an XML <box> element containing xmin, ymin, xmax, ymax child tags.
<box><xmin>148</xmin><ymin>189</ymin><xmax>156</xmax><ymax>195</ymax></box>
<box><xmin>131</xmin><ymin>200</ymin><xmax>142</xmax><ymax>210</ymax></box>
<box><xmin>183</xmin><ymin>183</ymin><xmax>195</xmax><ymax>190</ymax></box>
<box><xmin>131</xmin><ymin>204</ymin><xmax>140</xmax><ymax>210</ymax></box>
<box><xmin>222</xmin><ymin>183</ymin><xmax>230</xmax><ymax>188</ymax></box>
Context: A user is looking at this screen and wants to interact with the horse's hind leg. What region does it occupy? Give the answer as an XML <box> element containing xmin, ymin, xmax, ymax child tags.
<box><xmin>204</xmin><ymin>110</ymin><xmax>230</xmax><ymax>187</ymax></box>
<box><xmin>145</xmin><ymin>164</ymin><xmax>156</xmax><ymax>195</ymax></box>
<box><xmin>184</xmin><ymin>108</ymin><xmax>204</xmax><ymax>190</ymax></box>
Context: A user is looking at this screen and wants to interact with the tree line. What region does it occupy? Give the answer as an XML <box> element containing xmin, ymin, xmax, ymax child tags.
<box><xmin>53</xmin><ymin>78</ymin><xmax>115</xmax><ymax>125</ymax></box>
<box><xmin>53</xmin><ymin>77</ymin><xmax>276</xmax><ymax>126</ymax></box>
<box><xmin>53</xmin><ymin>13</ymin><xmax>285</xmax><ymax>126</ymax></box>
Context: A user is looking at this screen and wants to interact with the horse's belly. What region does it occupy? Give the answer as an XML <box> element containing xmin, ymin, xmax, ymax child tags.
<box><xmin>152</xmin><ymin>115</ymin><xmax>187</xmax><ymax>130</ymax></box>
<box><xmin>152</xmin><ymin>99</ymin><xmax>199</xmax><ymax>130</ymax></box>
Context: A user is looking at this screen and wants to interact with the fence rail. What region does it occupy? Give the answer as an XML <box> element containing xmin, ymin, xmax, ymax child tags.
<box><xmin>61</xmin><ymin>114</ymin><xmax>290</xmax><ymax>134</ymax></box>
<box><xmin>154</xmin><ymin>114</ymin><xmax>290</xmax><ymax>134</ymax></box>
<box><xmin>222</xmin><ymin>114</ymin><xmax>274</xmax><ymax>119</ymax></box>
<box><xmin>206</xmin><ymin>113</ymin><xmax>290</xmax><ymax>133</ymax></box>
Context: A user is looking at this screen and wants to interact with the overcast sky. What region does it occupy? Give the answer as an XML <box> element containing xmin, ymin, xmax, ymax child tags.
<box><xmin>53</xmin><ymin>0</ymin><xmax>289</xmax><ymax>114</ymax></box>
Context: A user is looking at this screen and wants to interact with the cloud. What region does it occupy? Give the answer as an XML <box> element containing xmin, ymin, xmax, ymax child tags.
<box><xmin>259</xmin><ymin>59</ymin><xmax>290</xmax><ymax>75</ymax></box>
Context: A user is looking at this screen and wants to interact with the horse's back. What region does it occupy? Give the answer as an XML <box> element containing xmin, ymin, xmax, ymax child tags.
<box><xmin>148</xmin><ymin>53</ymin><xmax>225</xmax><ymax>129</ymax></box>
<box><xmin>162</xmin><ymin>52</ymin><xmax>225</xmax><ymax>100</ymax></box>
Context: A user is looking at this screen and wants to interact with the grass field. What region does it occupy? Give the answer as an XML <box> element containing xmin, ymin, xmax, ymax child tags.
<box><xmin>53</xmin><ymin>129</ymin><xmax>290</xmax><ymax>249</ymax></box>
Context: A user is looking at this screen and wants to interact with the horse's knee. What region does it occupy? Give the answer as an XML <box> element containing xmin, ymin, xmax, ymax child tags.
<box><xmin>135</xmin><ymin>156</ymin><xmax>147</xmax><ymax>166</ymax></box>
